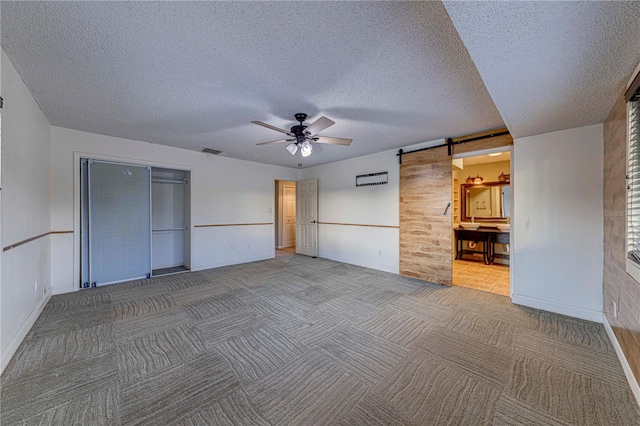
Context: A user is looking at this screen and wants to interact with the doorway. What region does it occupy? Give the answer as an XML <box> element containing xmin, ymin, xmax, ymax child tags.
<box><xmin>398</xmin><ymin>127</ymin><xmax>513</xmax><ymax>289</ymax></box>
<box><xmin>80</xmin><ymin>158</ymin><xmax>191</xmax><ymax>288</ymax></box>
<box><xmin>451</xmin><ymin>150</ymin><xmax>510</xmax><ymax>295</ymax></box>
<box><xmin>275</xmin><ymin>180</ymin><xmax>296</xmax><ymax>250</ymax></box>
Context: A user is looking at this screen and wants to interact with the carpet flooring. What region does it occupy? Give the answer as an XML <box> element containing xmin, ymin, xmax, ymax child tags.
<box><xmin>2</xmin><ymin>250</ymin><xmax>639</xmax><ymax>425</ymax></box>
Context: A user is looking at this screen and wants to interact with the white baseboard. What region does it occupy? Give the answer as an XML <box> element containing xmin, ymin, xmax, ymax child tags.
<box><xmin>603</xmin><ymin>316</ymin><xmax>640</xmax><ymax>407</ymax></box>
<box><xmin>318</xmin><ymin>252</ymin><xmax>399</xmax><ymax>275</ymax></box>
<box><xmin>192</xmin><ymin>254</ymin><xmax>273</xmax><ymax>272</ymax></box>
<box><xmin>1</xmin><ymin>292</ymin><xmax>51</xmax><ymax>374</ymax></box>
<box><xmin>511</xmin><ymin>293</ymin><xmax>603</xmax><ymax>323</ymax></box>
<box><xmin>52</xmin><ymin>283</ymin><xmax>75</xmax><ymax>295</ymax></box>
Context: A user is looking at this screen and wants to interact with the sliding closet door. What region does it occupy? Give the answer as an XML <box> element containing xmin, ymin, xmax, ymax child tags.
<box><xmin>88</xmin><ymin>160</ymin><xmax>151</xmax><ymax>286</ymax></box>
<box><xmin>81</xmin><ymin>160</ymin><xmax>90</xmax><ymax>286</ymax></box>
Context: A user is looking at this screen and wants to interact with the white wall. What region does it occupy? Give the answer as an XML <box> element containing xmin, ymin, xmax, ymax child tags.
<box><xmin>1</xmin><ymin>50</ymin><xmax>52</xmax><ymax>372</ymax></box>
<box><xmin>302</xmin><ymin>150</ymin><xmax>400</xmax><ymax>273</ymax></box>
<box><xmin>304</xmin><ymin>128</ymin><xmax>605</xmax><ymax>325</ymax></box>
<box><xmin>512</xmin><ymin>124</ymin><xmax>604</xmax><ymax>321</ymax></box>
<box><xmin>50</xmin><ymin>127</ymin><xmax>298</xmax><ymax>294</ymax></box>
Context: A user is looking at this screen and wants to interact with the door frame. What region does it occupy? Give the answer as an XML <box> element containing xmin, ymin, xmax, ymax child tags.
<box><xmin>283</xmin><ymin>183</ymin><xmax>297</xmax><ymax>248</ymax></box>
<box><xmin>271</xmin><ymin>176</ymin><xmax>319</xmax><ymax>258</ymax></box>
<box><xmin>274</xmin><ymin>179</ymin><xmax>297</xmax><ymax>249</ymax></box>
<box><xmin>72</xmin><ymin>151</ymin><xmax>192</xmax><ymax>292</ymax></box>
<box><xmin>452</xmin><ymin>145</ymin><xmax>514</xmax><ymax>297</ymax></box>
<box><xmin>398</xmin><ymin>131</ymin><xmax>513</xmax><ymax>289</ymax></box>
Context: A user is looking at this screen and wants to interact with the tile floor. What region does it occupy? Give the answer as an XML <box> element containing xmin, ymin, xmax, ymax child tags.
<box><xmin>452</xmin><ymin>257</ymin><xmax>510</xmax><ymax>296</ymax></box>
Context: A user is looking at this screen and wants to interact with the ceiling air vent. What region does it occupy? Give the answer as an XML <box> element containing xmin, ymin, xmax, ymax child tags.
<box><xmin>201</xmin><ymin>148</ymin><xmax>223</xmax><ymax>155</ymax></box>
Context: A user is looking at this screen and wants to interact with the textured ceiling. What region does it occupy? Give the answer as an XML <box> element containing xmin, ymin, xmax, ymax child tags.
<box><xmin>1</xmin><ymin>1</ymin><xmax>504</xmax><ymax>168</ymax></box>
<box><xmin>444</xmin><ymin>1</ymin><xmax>640</xmax><ymax>139</ymax></box>
<box><xmin>4</xmin><ymin>2</ymin><xmax>638</xmax><ymax>168</ymax></box>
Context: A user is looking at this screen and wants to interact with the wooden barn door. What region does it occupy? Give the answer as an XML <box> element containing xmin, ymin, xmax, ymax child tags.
<box><xmin>400</xmin><ymin>146</ymin><xmax>452</xmax><ymax>285</ymax></box>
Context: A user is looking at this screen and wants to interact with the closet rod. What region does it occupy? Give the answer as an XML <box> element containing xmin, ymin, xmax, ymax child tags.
<box><xmin>151</xmin><ymin>178</ymin><xmax>188</xmax><ymax>184</ymax></box>
<box><xmin>152</xmin><ymin>227</ymin><xmax>188</xmax><ymax>232</ymax></box>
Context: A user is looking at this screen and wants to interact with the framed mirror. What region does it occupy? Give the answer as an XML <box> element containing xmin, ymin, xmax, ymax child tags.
<box><xmin>460</xmin><ymin>181</ymin><xmax>510</xmax><ymax>222</ymax></box>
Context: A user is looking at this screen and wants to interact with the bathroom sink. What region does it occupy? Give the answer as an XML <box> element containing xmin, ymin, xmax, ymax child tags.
<box><xmin>460</xmin><ymin>222</ymin><xmax>481</xmax><ymax>230</ymax></box>
<box><xmin>496</xmin><ymin>224</ymin><xmax>510</xmax><ymax>231</ymax></box>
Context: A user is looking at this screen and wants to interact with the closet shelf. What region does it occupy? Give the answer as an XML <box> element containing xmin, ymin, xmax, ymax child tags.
<box><xmin>152</xmin><ymin>227</ymin><xmax>188</xmax><ymax>232</ymax></box>
<box><xmin>151</xmin><ymin>178</ymin><xmax>188</xmax><ymax>184</ymax></box>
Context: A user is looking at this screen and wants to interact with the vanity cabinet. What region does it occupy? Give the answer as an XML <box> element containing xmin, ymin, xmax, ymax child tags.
<box><xmin>454</xmin><ymin>228</ymin><xmax>509</xmax><ymax>265</ymax></box>
<box><xmin>490</xmin><ymin>232</ymin><xmax>510</xmax><ymax>263</ymax></box>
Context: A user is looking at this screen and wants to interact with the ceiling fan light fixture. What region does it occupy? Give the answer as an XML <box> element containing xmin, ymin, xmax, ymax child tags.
<box><xmin>253</xmin><ymin>113</ymin><xmax>351</xmax><ymax>156</ymax></box>
<box><xmin>300</xmin><ymin>141</ymin><xmax>313</xmax><ymax>157</ymax></box>
<box><xmin>286</xmin><ymin>143</ymin><xmax>298</xmax><ymax>155</ymax></box>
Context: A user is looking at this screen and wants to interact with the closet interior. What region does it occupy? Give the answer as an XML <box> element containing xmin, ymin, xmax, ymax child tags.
<box><xmin>151</xmin><ymin>167</ymin><xmax>191</xmax><ymax>277</ymax></box>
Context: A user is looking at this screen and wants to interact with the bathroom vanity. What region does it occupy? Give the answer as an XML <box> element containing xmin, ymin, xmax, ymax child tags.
<box><xmin>454</xmin><ymin>227</ymin><xmax>509</xmax><ymax>265</ymax></box>
<box><xmin>454</xmin><ymin>178</ymin><xmax>510</xmax><ymax>264</ymax></box>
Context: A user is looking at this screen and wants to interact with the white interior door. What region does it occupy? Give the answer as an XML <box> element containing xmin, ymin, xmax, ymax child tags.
<box><xmin>296</xmin><ymin>179</ymin><xmax>318</xmax><ymax>257</ymax></box>
<box><xmin>283</xmin><ymin>184</ymin><xmax>296</xmax><ymax>248</ymax></box>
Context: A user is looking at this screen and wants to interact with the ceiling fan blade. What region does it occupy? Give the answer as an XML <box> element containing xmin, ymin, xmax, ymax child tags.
<box><xmin>304</xmin><ymin>116</ymin><xmax>334</xmax><ymax>136</ymax></box>
<box><xmin>314</xmin><ymin>136</ymin><xmax>352</xmax><ymax>146</ymax></box>
<box><xmin>256</xmin><ymin>139</ymin><xmax>291</xmax><ymax>146</ymax></box>
<box><xmin>251</xmin><ymin>121</ymin><xmax>293</xmax><ymax>136</ymax></box>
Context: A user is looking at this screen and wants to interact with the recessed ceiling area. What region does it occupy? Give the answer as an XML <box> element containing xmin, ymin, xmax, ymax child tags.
<box><xmin>443</xmin><ymin>1</ymin><xmax>640</xmax><ymax>138</ymax></box>
<box><xmin>2</xmin><ymin>1</ymin><xmax>640</xmax><ymax>168</ymax></box>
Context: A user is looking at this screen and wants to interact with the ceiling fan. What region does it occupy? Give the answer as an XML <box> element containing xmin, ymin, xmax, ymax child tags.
<box><xmin>252</xmin><ymin>113</ymin><xmax>352</xmax><ymax>157</ymax></box>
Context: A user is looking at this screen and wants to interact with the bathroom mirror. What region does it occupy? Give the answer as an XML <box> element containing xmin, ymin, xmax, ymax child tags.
<box><xmin>460</xmin><ymin>181</ymin><xmax>510</xmax><ymax>222</ymax></box>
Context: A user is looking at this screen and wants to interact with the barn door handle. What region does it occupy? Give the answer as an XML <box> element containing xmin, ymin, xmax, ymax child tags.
<box><xmin>443</xmin><ymin>202</ymin><xmax>451</xmax><ymax>216</ymax></box>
